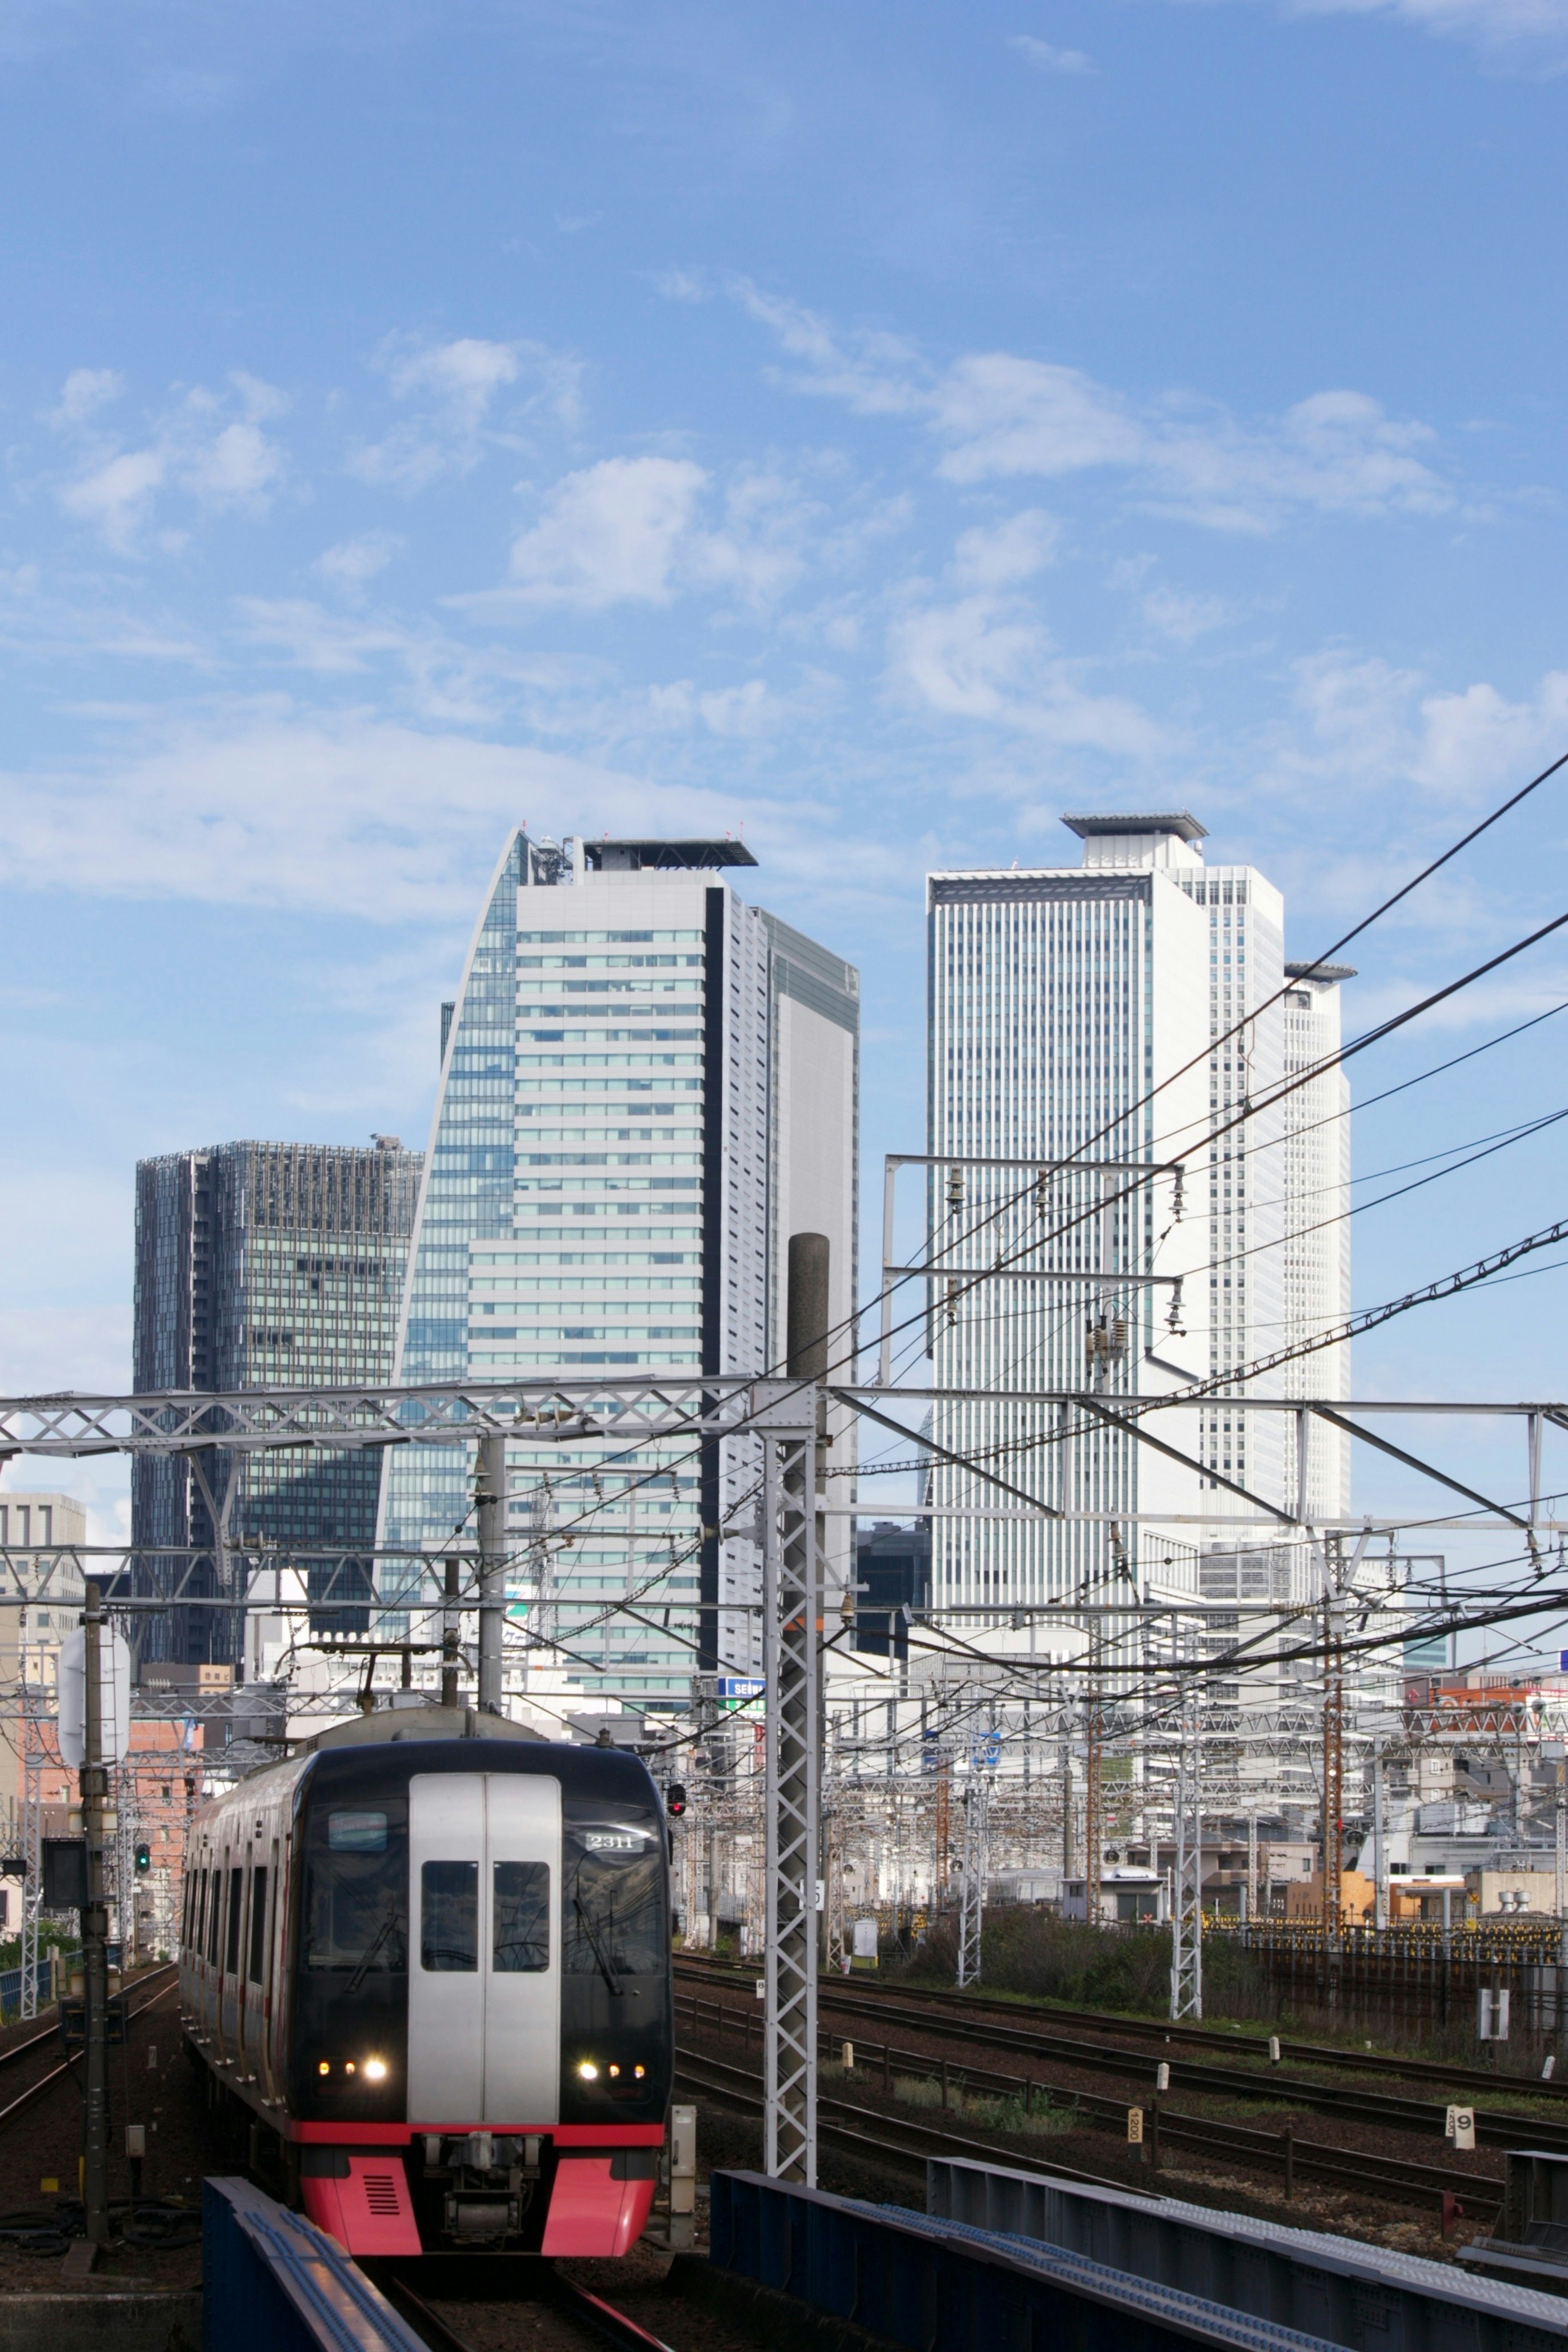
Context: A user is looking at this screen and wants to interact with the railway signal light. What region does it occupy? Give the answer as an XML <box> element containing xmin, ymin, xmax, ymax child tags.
<box><xmin>134</xmin><ymin>1843</ymin><xmax>150</xmax><ymax>1873</ymax></box>
<box><xmin>666</xmin><ymin>1783</ymin><xmax>687</xmax><ymax>1819</ymax></box>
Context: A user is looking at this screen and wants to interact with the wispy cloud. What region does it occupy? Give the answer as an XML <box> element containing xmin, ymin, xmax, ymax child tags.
<box><xmin>489</xmin><ymin>454</ymin><xmax>815</xmax><ymax>614</ymax></box>
<box><xmin>0</xmin><ymin>709</ymin><xmax>878</xmax><ymax>924</ymax></box>
<box><xmin>1173</xmin><ymin>0</ymin><xmax>1568</xmax><ymax>61</ymax></box>
<box><xmin>725</xmin><ymin>284</ymin><xmax>1452</xmax><ymax>530</ymax></box>
<box><xmin>316</xmin><ymin>530</ymin><xmax>404</xmax><ymax>595</ymax></box>
<box><xmin>347</xmin><ymin>334</ymin><xmax>583</xmax><ymax>493</ymax></box>
<box><xmin>890</xmin><ymin>592</ymin><xmax>1165</xmax><ymax>754</ymax></box>
<box><xmin>1009</xmin><ymin>33</ymin><xmax>1096</xmax><ymax>71</ymax></box>
<box><xmin>50</xmin><ymin>369</ymin><xmax>288</xmax><ymax>552</ymax></box>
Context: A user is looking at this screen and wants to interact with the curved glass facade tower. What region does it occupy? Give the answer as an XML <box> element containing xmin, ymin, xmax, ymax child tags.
<box><xmin>379</xmin><ymin>829</ymin><xmax>858</xmax><ymax>1722</ymax></box>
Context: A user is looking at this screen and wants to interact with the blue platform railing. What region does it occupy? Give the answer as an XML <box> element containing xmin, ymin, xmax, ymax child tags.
<box><xmin>708</xmin><ymin>2168</ymin><xmax>1356</xmax><ymax>2352</ymax></box>
<box><xmin>203</xmin><ymin>2178</ymin><xmax>428</xmax><ymax>2352</ymax></box>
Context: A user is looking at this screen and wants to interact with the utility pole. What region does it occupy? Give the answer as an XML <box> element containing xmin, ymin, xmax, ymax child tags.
<box><xmin>80</xmin><ymin>1580</ymin><xmax>110</xmax><ymax>2251</ymax></box>
<box><xmin>476</xmin><ymin>1431</ymin><xmax>506</xmax><ymax>1715</ymax></box>
<box><xmin>441</xmin><ymin>1555</ymin><xmax>461</xmax><ymax>1708</ymax></box>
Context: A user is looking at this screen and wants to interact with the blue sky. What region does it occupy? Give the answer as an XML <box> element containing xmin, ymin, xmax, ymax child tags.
<box><xmin>2</xmin><ymin>0</ymin><xmax>1567</xmax><ymax>1595</ymax></box>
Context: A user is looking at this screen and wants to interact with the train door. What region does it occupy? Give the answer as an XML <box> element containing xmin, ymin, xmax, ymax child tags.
<box><xmin>407</xmin><ymin>1774</ymin><xmax>560</xmax><ymax>2127</ymax></box>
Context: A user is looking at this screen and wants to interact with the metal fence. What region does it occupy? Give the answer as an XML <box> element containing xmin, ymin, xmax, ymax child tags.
<box><xmin>1214</xmin><ymin>1918</ymin><xmax>1568</xmax><ymax>2037</ymax></box>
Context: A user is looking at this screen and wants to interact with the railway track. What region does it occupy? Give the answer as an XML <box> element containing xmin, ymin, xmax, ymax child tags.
<box><xmin>672</xmin><ymin>2034</ymin><xmax>1505</xmax><ymax>2220</ymax></box>
<box><xmin>0</xmin><ymin>1962</ymin><xmax>179</xmax><ymax>2134</ymax></box>
<box><xmin>676</xmin><ymin>1951</ymin><xmax>1568</xmax><ymax>2107</ymax></box>
<box><xmin>676</xmin><ymin>1965</ymin><xmax>1564</xmax><ymax>2156</ymax></box>
<box><xmin>378</xmin><ymin>2260</ymin><xmax>682</xmax><ymax>2352</ymax></box>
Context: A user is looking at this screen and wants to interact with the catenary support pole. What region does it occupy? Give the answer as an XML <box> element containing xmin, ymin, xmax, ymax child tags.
<box><xmin>476</xmin><ymin>1432</ymin><xmax>506</xmax><ymax>1714</ymax></box>
<box><xmin>759</xmin><ymin>1231</ymin><xmax>829</xmax><ymax>2184</ymax></box>
<box><xmin>441</xmin><ymin>1555</ymin><xmax>461</xmax><ymax>1709</ymax></box>
<box><xmin>80</xmin><ymin>1579</ymin><xmax>109</xmax><ymax>2248</ymax></box>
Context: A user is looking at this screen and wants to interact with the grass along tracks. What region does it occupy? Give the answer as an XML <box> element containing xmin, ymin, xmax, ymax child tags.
<box><xmin>674</xmin><ymin>1973</ymin><xmax>1526</xmax><ymax>2225</ymax></box>
<box><xmin>675</xmin><ymin>1956</ymin><xmax>1568</xmax><ymax>2146</ymax></box>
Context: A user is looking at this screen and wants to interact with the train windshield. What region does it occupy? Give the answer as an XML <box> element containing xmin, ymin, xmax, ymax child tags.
<box><xmin>561</xmin><ymin>1802</ymin><xmax>665</xmax><ymax>1989</ymax></box>
<box><xmin>301</xmin><ymin>1796</ymin><xmax>409</xmax><ymax>1974</ymax></box>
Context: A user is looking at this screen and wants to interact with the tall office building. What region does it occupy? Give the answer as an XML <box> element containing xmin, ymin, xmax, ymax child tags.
<box><xmin>132</xmin><ymin>1138</ymin><xmax>422</xmax><ymax>1662</ymax></box>
<box><xmin>379</xmin><ymin>829</ymin><xmax>859</xmax><ymax>1717</ymax></box>
<box><xmin>926</xmin><ymin>814</ymin><xmax>1351</xmax><ymax>1623</ymax></box>
<box><xmin>927</xmin><ymin>818</ymin><xmax>1211</xmax><ymax>1621</ymax></box>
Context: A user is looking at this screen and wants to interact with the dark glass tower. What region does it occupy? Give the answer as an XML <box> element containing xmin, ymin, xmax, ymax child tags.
<box><xmin>131</xmin><ymin>1139</ymin><xmax>421</xmax><ymax>1663</ymax></box>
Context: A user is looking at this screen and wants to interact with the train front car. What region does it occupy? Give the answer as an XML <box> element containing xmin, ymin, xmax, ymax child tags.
<box><xmin>287</xmin><ymin>1739</ymin><xmax>672</xmax><ymax>2259</ymax></box>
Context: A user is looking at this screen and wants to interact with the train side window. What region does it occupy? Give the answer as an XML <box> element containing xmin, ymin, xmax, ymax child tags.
<box><xmin>421</xmin><ymin>1860</ymin><xmax>478</xmax><ymax>1972</ymax></box>
<box><xmin>207</xmin><ymin>1869</ymin><xmax>223</xmax><ymax>1966</ymax></box>
<box><xmin>493</xmin><ymin>1862</ymin><xmax>550</xmax><ymax>1972</ymax></box>
<box><xmin>181</xmin><ymin>1875</ymin><xmax>192</xmax><ymax>1947</ymax></box>
<box><xmin>226</xmin><ymin>1866</ymin><xmax>244</xmax><ymax>1976</ymax></box>
<box><xmin>248</xmin><ymin>1867</ymin><xmax>268</xmax><ymax>1984</ymax></box>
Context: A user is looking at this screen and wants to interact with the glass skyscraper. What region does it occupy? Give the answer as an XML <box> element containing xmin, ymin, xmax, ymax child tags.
<box><xmin>132</xmin><ymin>1138</ymin><xmax>422</xmax><ymax>1662</ymax></box>
<box><xmin>379</xmin><ymin>830</ymin><xmax>859</xmax><ymax>1721</ymax></box>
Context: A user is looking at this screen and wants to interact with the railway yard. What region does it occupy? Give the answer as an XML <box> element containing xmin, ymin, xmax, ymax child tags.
<box><xmin>670</xmin><ymin>1952</ymin><xmax>1568</xmax><ymax>2258</ymax></box>
<box><xmin>2</xmin><ymin>1949</ymin><xmax>1567</xmax><ymax>2352</ymax></box>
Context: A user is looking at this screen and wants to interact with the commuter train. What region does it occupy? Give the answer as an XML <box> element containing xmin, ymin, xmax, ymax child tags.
<box><xmin>178</xmin><ymin>1707</ymin><xmax>673</xmax><ymax>2259</ymax></box>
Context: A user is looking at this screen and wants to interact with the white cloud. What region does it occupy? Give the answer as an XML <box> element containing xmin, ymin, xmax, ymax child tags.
<box><xmin>891</xmin><ymin>593</ymin><xmax>1164</xmax><ymax>754</ymax></box>
<box><xmin>1009</xmin><ymin>34</ymin><xmax>1095</xmax><ymax>71</ymax></box>
<box><xmin>1175</xmin><ymin>0</ymin><xmax>1568</xmax><ymax>58</ymax></box>
<box><xmin>349</xmin><ymin>335</ymin><xmax>583</xmax><ymax>493</ymax></box>
<box><xmin>1266</xmin><ymin>651</ymin><xmax>1568</xmax><ymax>827</ymax></box>
<box><xmin>0</xmin><ymin>712</ymin><xmax>762</xmax><ymax>922</ymax></box>
<box><xmin>494</xmin><ymin>455</ymin><xmax>817</xmax><ymax>616</ymax></box>
<box><xmin>316</xmin><ymin>530</ymin><xmax>403</xmax><ymax>592</ymax></box>
<box><xmin>1143</xmin><ymin>584</ymin><xmax>1232</xmax><ymax>641</ymax></box>
<box><xmin>648</xmin><ymin>677</ymin><xmax>776</xmax><ymax>736</ymax></box>
<box><xmin>732</xmin><ymin>287</ymin><xmax>1451</xmax><ymax>530</ymax></box>
<box><xmin>53</xmin><ymin>371</ymin><xmax>289</xmax><ymax>551</ymax></box>
<box><xmin>508</xmin><ymin>455</ymin><xmax>708</xmax><ymax>607</ymax></box>
<box><xmin>48</xmin><ymin>368</ymin><xmax>122</xmax><ymax>428</ymax></box>
<box><xmin>952</xmin><ymin>508</ymin><xmax>1061</xmax><ymax>587</ymax></box>
<box><xmin>59</xmin><ymin>447</ymin><xmax>169</xmax><ymax>551</ymax></box>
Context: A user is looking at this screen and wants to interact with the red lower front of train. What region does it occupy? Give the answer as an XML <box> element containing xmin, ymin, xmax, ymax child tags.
<box><xmin>292</xmin><ymin>2120</ymin><xmax>662</xmax><ymax>2259</ymax></box>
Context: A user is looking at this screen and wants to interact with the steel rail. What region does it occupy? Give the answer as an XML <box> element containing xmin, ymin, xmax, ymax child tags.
<box><xmin>0</xmin><ymin>1964</ymin><xmax>178</xmax><ymax>2134</ymax></box>
<box><xmin>672</xmin><ymin>2040</ymin><xmax>1504</xmax><ymax>2217</ymax></box>
<box><xmin>675</xmin><ymin>1951</ymin><xmax>1568</xmax><ymax>2105</ymax></box>
<box><xmin>677</xmin><ymin>1977</ymin><xmax>1562</xmax><ymax>2155</ymax></box>
<box><xmin>379</xmin><ymin>2263</ymin><xmax>681</xmax><ymax>2352</ymax></box>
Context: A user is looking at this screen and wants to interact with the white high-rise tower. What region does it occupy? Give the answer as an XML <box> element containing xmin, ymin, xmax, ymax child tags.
<box><xmin>926</xmin><ymin>813</ymin><xmax>1351</xmax><ymax>1624</ymax></box>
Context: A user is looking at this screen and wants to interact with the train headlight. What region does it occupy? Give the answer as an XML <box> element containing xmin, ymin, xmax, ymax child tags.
<box><xmin>363</xmin><ymin>2057</ymin><xmax>388</xmax><ymax>2083</ymax></box>
<box><xmin>318</xmin><ymin>2062</ymin><xmax>331</xmax><ymax>2076</ymax></box>
<box><xmin>577</xmin><ymin>2061</ymin><xmax>600</xmax><ymax>2080</ymax></box>
<box><xmin>608</xmin><ymin>2065</ymin><xmax>620</xmax><ymax>2079</ymax></box>
<box><xmin>634</xmin><ymin>2065</ymin><xmax>646</xmax><ymax>2079</ymax></box>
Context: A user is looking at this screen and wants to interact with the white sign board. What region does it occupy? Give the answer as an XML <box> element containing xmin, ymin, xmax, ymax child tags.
<box><xmin>56</xmin><ymin>1628</ymin><xmax>133</xmax><ymax>1767</ymax></box>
